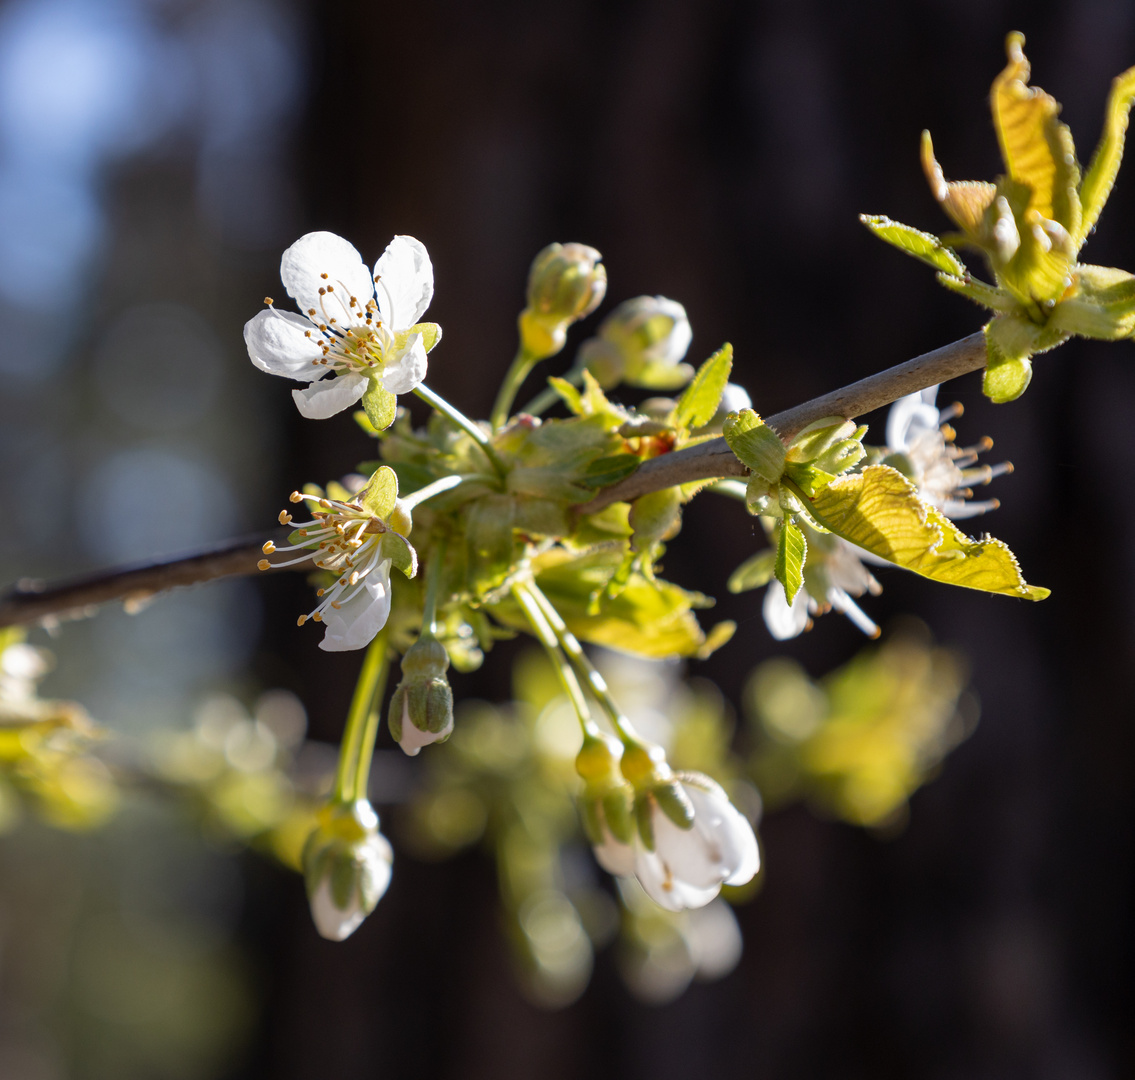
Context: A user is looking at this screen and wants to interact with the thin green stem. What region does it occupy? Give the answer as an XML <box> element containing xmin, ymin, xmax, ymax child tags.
<box><xmin>522</xmin><ymin>581</ymin><xmax>641</xmax><ymax>747</ymax></box>
<box><xmin>510</xmin><ymin>582</ymin><xmax>600</xmax><ymax>738</ymax></box>
<box><xmin>333</xmin><ymin>628</ymin><xmax>391</xmax><ymax>803</ymax></box>
<box><xmin>522</xmin><ymin>365</ymin><xmax>584</xmax><ymax>416</ymax></box>
<box><xmin>490</xmin><ymin>347</ymin><xmax>538</xmax><ymax>431</ymax></box>
<box><xmin>421</xmin><ymin>536</ymin><xmax>449</xmax><ymax>636</ymax></box>
<box><xmin>398</xmin><ymin>474</ymin><xmax>465</xmax><ymax>514</ymax></box>
<box><xmin>413</xmin><ymin>384</ymin><xmax>507</xmax><ymax>478</ymax></box>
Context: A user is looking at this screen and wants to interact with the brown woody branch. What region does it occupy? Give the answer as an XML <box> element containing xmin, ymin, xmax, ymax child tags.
<box><xmin>0</xmin><ymin>331</ymin><xmax>988</xmax><ymax>629</ymax></box>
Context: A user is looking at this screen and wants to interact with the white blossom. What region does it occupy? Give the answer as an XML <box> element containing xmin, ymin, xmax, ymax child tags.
<box><xmin>596</xmin><ymin>775</ymin><xmax>759</xmax><ymax>912</ymax></box>
<box><xmin>244</xmin><ymin>231</ymin><xmax>435</xmax><ymax>419</ymax></box>
<box><xmin>394</xmin><ymin>692</ymin><xmax>453</xmax><ymax>757</ymax></box>
<box><xmin>259</xmin><ymin>489</ymin><xmax>414</xmax><ymax>652</ymax></box>
<box><xmin>307</xmin><ymin>824</ymin><xmax>394</xmax><ymax>941</ymax></box>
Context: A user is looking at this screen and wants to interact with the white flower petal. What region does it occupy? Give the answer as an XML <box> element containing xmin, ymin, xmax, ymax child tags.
<box><xmin>318</xmin><ymin>562</ymin><xmax>393</xmax><ymax>652</ymax></box>
<box><xmin>651</xmin><ymin>803</ymin><xmax>726</xmax><ymax>890</ymax></box>
<box><xmin>381</xmin><ymin>332</ymin><xmax>427</xmax><ymax>394</ymax></box>
<box><xmin>292</xmin><ymin>373</ymin><xmax>368</xmax><ymax>419</ymax></box>
<box><xmin>763</xmin><ymin>580</ymin><xmax>809</xmax><ymax>640</ymax></box>
<box><xmin>310</xmin><ymin>877</ymin><xmax>367</xmax><ymax>941</ymax></box>
<box><xmin>397</xmin><ymin>694</ymin><xmax>454</xmax><ymax>757</ymax></box>
<box><xmin>373</xmin><ymin>235</ymin><xmax>434</xmax><ymax>329</ymax></box>
<box><xmin>684</xmin><ymin>785</ymin><xmax>760</xmax><ymax>886</ymax></box>
<box><xmin>244</xmin><ymin>308</ymin><xmax>322</xmax><ymax>379</ymax></box>
<box><xmin>280</xmin><ymin>231</ymin><xmax>375</xmax><ymax>328</ymax></box>
<box><xmin>593</xmin><ymin>834</ymin><xmax>636</xmax><ymax>877</ymax></box>
<box><xmin>633</xmin><ymin>845</ymin><xmax>721</xmax><ymax>912</ymax></box>
<box><xmin>886</xmin><ymin>390</ymin><xmax>941</xmax><ymax>452</ymax></box>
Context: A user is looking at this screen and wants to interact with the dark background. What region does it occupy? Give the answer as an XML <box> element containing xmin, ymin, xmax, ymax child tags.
<box><xmin>2</xmin><ymin>0</ymin><xmax>1134</xmax><ymax>1077</ymax></box>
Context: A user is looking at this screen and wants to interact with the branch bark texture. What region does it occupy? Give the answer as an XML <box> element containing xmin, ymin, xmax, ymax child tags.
<box><xmin>0</xmin><ymin>331</ymin><xmax>988</xmax><ymax>628</ymax></box>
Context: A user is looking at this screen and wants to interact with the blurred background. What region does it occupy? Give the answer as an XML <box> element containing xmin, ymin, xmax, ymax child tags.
<box><xmin>0</xmin><ymin>0</ymin><xmax>1133</xmax><ymax>1076</ymax></box>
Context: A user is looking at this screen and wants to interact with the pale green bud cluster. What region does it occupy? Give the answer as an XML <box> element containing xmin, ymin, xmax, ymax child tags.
<box><xmin>575</xmin><ymin>732</ymin><xmax>635</xmax><ymax>846</ymax></box>
<box><xmin>388</xmin><ymin>636</ymin><xmax>454</xmax><ymax>756</ymax></box>
<box><xmin>519</xmin><ymin>243</ymin><xmax>607</xmax><ymax>359</ymax></box>
<box><xmin>579</xmin><ymin>295</ymin><xmax>694</xmax><ymax>391</ymax></box>
<box><xmin>302</xmin><ymin>799</ymin><xmax>393</xmax><ymax>941</ymax></box>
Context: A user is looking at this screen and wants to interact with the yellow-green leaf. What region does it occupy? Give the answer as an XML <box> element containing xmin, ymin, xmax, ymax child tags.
<box><xmin>1050</xmin><ymin>263</ymin><xmax>1135</xmax><ymax>339</ymax></box>
<box><xmin>360</xmin><ymin>465</ymin><xmax>399</xmax><ymax>519</ymax></box>
<box><xmin>1076</xmin><ymin>65</ymin><xmax>1135</xmax><ymax>245</ymax></box>
<box><xmin>629</xmin><ymin>488</ymin><xmax>682</xmax><ymax>551</ymax></box>
<box><xmin>727</xmin><ymin>549</ymin><xmax>776</xmax><ymax>593</ymax></box>
<box><xmin>808</xmin><ymin>464</ymin><xmax>1048</xmax><ymax>600</ymax></box>
<box><xmin>723</xmin><ymin>409</ymin><xmax>786</xmax><ymax>484</ymax></box>
<box><xmin>860</xmin><ymin>214</ymin><xmax>966</xmax><ymax>276</ymax></box>
<box><xmin>991</xmin><ymin>32</ymin><xmax>1081</xmax><ymax>235</ymax></box>
<box><xmin>775</xmin><ymin>521</ymin><xmax>807</xmax><ymax>604</ymax></box>
<box><xmin>674</xmin><ymin>343</ymin><xmax>733</xmax><ymax>430</ymax></box>
<box><xmin>548</xmin><ymin>376</ymin><xmax>584</xmax><ymax>415</ymax></box>
<box><xmin>920</xmin><ymin>130</ymin><xmax>998</xmax><ymax>236</ymax></box>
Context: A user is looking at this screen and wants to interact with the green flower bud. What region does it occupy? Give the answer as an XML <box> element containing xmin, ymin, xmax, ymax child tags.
<box><xmin>519</xmin><ymin>243</ymin><xmax>607</xmax><ymax>358</ymax></box>
<box><xmin>580</xmin><ymin>295</ymin><xmax>693</xmax><ymax>390</ymax></box>
<box><xmin>302</xmin><ymin>799</ymin><xmax>393</xmax><ymax>941</ymax></box>
<box><xmin>388</xmin><ymin>637</ymin><xmax>454</xmax><ymax>756</ymax></box>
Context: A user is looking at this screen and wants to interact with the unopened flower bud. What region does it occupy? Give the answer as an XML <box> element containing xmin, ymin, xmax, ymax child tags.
<box><xmin>302</xmin><ymin>799</ymin><xmax>393</xmax><ymax>941</ymax></box>
<box><xmin>580</xmin><ymin>295</ymin><xmax>693</xmax><ymax>390</ymax></box>
<box><xmin>388</xmin><ymin>636</ymin><xmax>453</xmax><ymax>756</ymax></box>
<box><xmin>519</xmin><ymin>243</ymin><xmax>607</xmax><ymax>358</ymax></box>
<box><xmin>576</xmin><ymin>732</ymin><xmax>636</xmax><ymax>875</ymax></box>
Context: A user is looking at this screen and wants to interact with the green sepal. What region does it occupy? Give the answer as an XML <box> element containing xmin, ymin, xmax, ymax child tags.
<box><xmin>379</xmin><ymin>532</ymin><xmax>418</xmax><ymax>578</ymax></box>
<box><xmin>727</xmin><ymin>549</ymin><xmax>776</xmax><ymax>593</ymax></box>
<box><xmin>1049</xmin><ymin>264</ymin><xmax>1135</xmax><ymax>339</ymax></box>
<box><xmin>696</xmin><ymin>620</ymin><xmax>736</xmax><ymax>659</ymax></box>
<box><xmin>362</xmin><ymin>380</ymin><xmax>397</xmax><ymax>432</ymax></box>
<box><xmin>983</xmin><ymin>318</ymin><xmax>1035</xmax><ymax>403</ymax></box>
<box><xmin>635</xmin><ymin>792</ymin><xmax>656</xmax><ymax>851</ymax></box>
<box><xmin>548</xmin><ymin>376</ymin><xmax>585</xmax><ymax>415</ymax></box>
<box><xmin>674</xmin><ymin>343</ymin><xmax>733</xmax><ymax>430</ymax></box>
<box><xmin>360</xmin><ymin>465</ymin><xmax>399</xmax><ymax>519</ymax></box>
<box><xmin>602</xmin><ymin>786</ymin><xmax>635</xmax><ymax>844</ymax></box>
<box><xmin>808</xmin><ymin>463</ymin><xmax>1049</xmax><ymax>599</ymax></box>
<box><xmin>1077</xmin><ymin>65</ymin><xmax>1135</xmax><ymax>245</ymax></box>
<box><xmin>775</xmin><ymin>520</ymin><xmax>807</xmax><ymax>605</ymax></box>
<box><xmin>859</xmin><ymin>214</ymin><xmax>967</xmax><ymax>276</ymax></box>
<box><xmin>723</xmin><ymin>409</ymin><xmax>786</xmax><ymax>483</ymax></box>
<box><xmin>579</xmin><ymin>796</ymin><xmax>605</xmax><ymax>846</ymax></box>
<box><xmin>936</xmin><ymin>272</ymin><xmax>1019</xmax><ymax>313</ymax></box>
<box><xmin>629</xmin><ymin>488</ymin><xmax>682</xmax><ymax>551</ymax></box>
<box><xmin>404</xmin><ymin>322</ymin><xmax>443</xmax><ymax>353</ymax></box>
<box><xmin>653</xmin><ymin>780</ymin><xmax>695</xmax><ymax>829</ymax></box>
<box><xmin>580</xmin><ymin>454</ymin><xmax>641</xmax><ymax>489</ymax></box>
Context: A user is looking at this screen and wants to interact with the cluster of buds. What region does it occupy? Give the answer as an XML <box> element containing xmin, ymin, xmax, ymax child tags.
<box><xmin>518</xmin><ymin>243</ymin><xmax>607</xmax><ymax>359</ymax></box>
<box><xmin>576</xmin><ymin>731</ymin><xmax>759</xmax><ymax>912</ymax></box>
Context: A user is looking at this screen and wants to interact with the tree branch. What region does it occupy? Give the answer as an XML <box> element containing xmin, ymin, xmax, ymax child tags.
<box><xmin>0</xmin><ymin>330</ymin><xmax>988</xmax><ymax>629</ymax></box>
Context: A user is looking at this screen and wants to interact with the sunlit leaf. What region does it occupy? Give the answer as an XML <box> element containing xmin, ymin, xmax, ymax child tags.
<box><xmin>859</xmin><ymin>215</ymin><xmax>966</xmax><ymax>276</ymax></box>
<box><xmin>674</xmin><ymin>344</ymin><xmax>733</xmax><ymax>430</ymax></box>
<box><xmin>727</xmin><ymin>549</ymin><xmax>776</xmax><ymax>593</ymax></box>
<box><xmin>723</xmin><ymin>409</ymin><xmax>786</xmax><ymax>484</ymax></box>
<box><xmin>1077</xmin><ymin>65</ymin><xmax>1135</xmax><ymax>244</ymax></box>
<box><xmin>808</xmin><ymin>464</ymin><xmax>1048</xmax><ymax>600</ymax></box>
<box><xmin>1050</xmin><ymin>263</ymin><xmax>1135</xmax><ymax>339</ymax></box>
<box><xmin>920</xmin><ymin>130</ymin><xmax>998</xmax><ymax>236</ymax></box>
<box><xmin>775</xmin><ymin>521</ymin><xmax>807</xmax><ymax>605</ymax></box>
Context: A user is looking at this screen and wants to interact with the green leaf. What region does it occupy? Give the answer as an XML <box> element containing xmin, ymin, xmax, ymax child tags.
<box><xmin>920</xmin><ymin>130</ymin><xmax>998</xmax><ymax>237</ymax></box>
<box><xmin>859</xmin><ymin>215</ymin><xmax>966</xmax><ymax>276</ymax></box>
<box><xmin>696</xmin><ymin>620</ymin><xmax>736</xmax><ymax>659</ymax></box>
<box><xmin>936</xmin><ymin>272</ymin><xmax>1019</xmax><ymax>314</ymax></box>
<box><xmin>723</xmin><ymin>409</ymin><xmax>786</xmax><ymax>484</ymax></box>
<box><xmin>629</xmin><ymin>488</ymin><xmax>682</xmax><ymax>551</ymax></box>
<box><xmin>674</xmin><ymin>343</ymin><xmax>733</xmax><ymax>430</ymax></box>
<box><xmin>775</xmin><ymin>520</ymin><xmax>807</xmax><ymax>604</ymax></box>
<box><xmin>1076</xmin><ymin>65</ymin><xmax>1135</xmax><ymax>245</ymax></box>
<box><xmin>360</xmin><ymin>465</ymin><xmax>399</xmax><ymax>519</ymax></box>
<box><xmin>548</xmin><ymin>376</ymin><xmax>584</xmax><ymax>415</ymax></box>
<box><xmin>580</xmin><ymin>454</ymin><xmax>641</xmax><ymax>489</ymax></box>
<box><xmin>727</xmin><ymin>549</ymin><xmax>777</xmax><ymax>593</ymax></box>
<box><xmin>362</xmin><ymin>382</ymin><xmax>397</xmax><ymax>432</ymax></box>
<box><xmin>808</xmin><ymin>464</ymin><xmax>1048</xmax><ymax>600</ymax></box>
<box><xmin>983</xmin><ymin>317</ymin><xmax>1035</xmax><ymax>403</ymax></box>
<box><xmin>991</xmin><ymin>32</ymin><xmax>1082</xmax><ymax>236</ymax></box>
<box><xmin>464</xmin><ymin>495</ymin><xmax>519</xmax><ymax>594</ymax></box>
<box><xmin>1049</xmin><ymin>263</ymin><xmax>1135</xmax><ymax>339</ymax></box>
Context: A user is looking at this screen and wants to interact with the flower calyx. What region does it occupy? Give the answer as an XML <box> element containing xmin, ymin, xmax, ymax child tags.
<box><xmin>388</xmin><ymin>635</ymin><xmax>454</xmax><ymax>756</ymax></box>
<box><xmin>302</xmin><ymin>798</ymin><xmax>393</xmax><ymax>941</ymax></box>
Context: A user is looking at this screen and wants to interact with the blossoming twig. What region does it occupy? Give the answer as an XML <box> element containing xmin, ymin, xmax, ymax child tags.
<box><xmin>0</xmin><ymin>330</ymin><xmax>987</xmax><ymax>630</ymax></box>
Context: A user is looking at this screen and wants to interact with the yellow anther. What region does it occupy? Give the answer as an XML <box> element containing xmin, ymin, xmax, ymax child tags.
<box><xmin>264</xmin><ymin>296</ymin><xmax>274</xmax><ymax>305</ymax></box>
<box><xmin>278</xmin><ymin>511</ymin><xmax>292</xmax><ymax>524</ymax></box>
<box><xmin>289</xmin><ymin>491</ymin><xmax>304</xmax><ymax>503</ymax></box>
<box><xmin>312</xmin><ymin>613</ymin><xmax>323</xmax><ymax>623</ymax></box>
<box><xmin>297</xmin><ymin>614</ymin><xmax>307</xmax><ymax>626</ymax></box>
<box><xmin>262</xmin><ymin>541</ymin><xmax>276</xmax><ymax>554</ymax></box>
<box><xmin>307</xmin><ymin>307</ymin><xmax>316</xmax><ymax>315</ymax></box>
<box><xmin>316</xmin><ymin>588</ymin><xmax>325</xmax><ymax>597</ymax></box>
<box><xmin>331</xmin><ymin>601</ymin><xmax>342</xmax><ymax>609</ymax></box>
<box><xmin>257</xmin><ymin>559</ymin><xmax>271</xmax><ymax>571</ymax></box>
<box><xmin>320</xmin><ymin>272</ymin><xmax>329</xmax><ymax>279</ymax></box>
